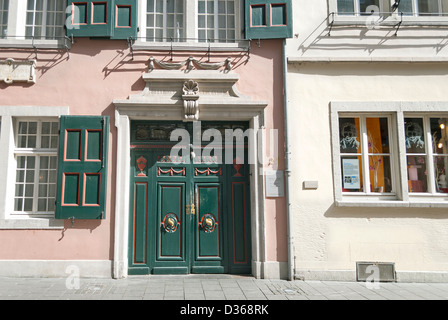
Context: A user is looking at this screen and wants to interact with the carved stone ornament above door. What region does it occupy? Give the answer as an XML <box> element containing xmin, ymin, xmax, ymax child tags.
<box><xmin>182</xmin><ymin>80</ymin><xmax>200</xmax><ymax>120</ymax></box>
<box><xmin>113</xmin><ymin>69</ymin><xmax>267</xmax><ymax>122</ymax></box>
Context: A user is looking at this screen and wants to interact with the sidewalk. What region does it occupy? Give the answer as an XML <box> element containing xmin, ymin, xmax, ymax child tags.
<box><xmin>1</xmin><ymin>274</ymin><xmax>448</xmax><ymax>300</ymax></box>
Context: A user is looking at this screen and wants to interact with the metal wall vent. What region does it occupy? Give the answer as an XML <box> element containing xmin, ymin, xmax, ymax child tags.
<box><xmin>356</xmin><ymin>262</ymin><xmax>396</xmax><ymax>282</ymax></box>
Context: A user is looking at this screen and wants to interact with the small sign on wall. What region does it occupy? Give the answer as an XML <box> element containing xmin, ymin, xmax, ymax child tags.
<box><xmin>265</xmin><ymin>170</ymin><xmax>285</xmax><ymax>197</ymax></box>
<box><xmin>0</xmin><ymin>58</ymin><xmax>36</xmax><ymax>84</ymax></box>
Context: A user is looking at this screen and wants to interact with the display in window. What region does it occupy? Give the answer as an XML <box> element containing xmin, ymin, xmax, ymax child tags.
<box><xmin>367</xmin><ymin>117</ymin><xmax>392</xmax><ymax>193</ymax></box>
<box><xmin>407</xmin><ymin>156</ymin><xmax>428</xmax><ymax>192</ymax></box>
<box><xmin>405</xmin><ymin>118</ymin><xmax>425</xmax><ymax>153</ymax></box>
<box><xmin>431</xmin><ymin>117</ymin><xmax>448</xmax><ymax>193</ymax></box>
<box><xmin>339</xmin><ymin>118</ymin><xmax>360</xmax><ymax>153</ymax></box>
<box><xmin>342</xmin><ymin>158</ymin><xmax>361</xmax><ymax>190</ymax></box>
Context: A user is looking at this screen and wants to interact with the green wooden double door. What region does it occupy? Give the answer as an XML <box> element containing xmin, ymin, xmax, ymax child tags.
<box><xmin>128</xmin><ymin>121</ymin><xmax>251</xmax><ymax>275</ymax></box>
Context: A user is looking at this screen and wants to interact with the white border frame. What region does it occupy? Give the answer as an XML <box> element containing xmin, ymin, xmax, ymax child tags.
<box><xmin>0</xmin><ymin>106</ymin><xmax>69</xmax><ymax>229</ymax></box>
<box><xmin>134</xmin><ymin>0</ymin><xmax>247</xmax><ymax>51</ymax></box>
<box><xmin>331</xmin><ymin>101</ymin><xmax>448</xmax><ymax>208</ymax></box>
<box><xmin>112</xmin><ymin>70</ymin><xmax>271</xmax><ymax>279</ymax></box>
<box><xmin>329</xmin><ymin>0</ymin><xmax>448</xmax><ymax>26</ymax></box>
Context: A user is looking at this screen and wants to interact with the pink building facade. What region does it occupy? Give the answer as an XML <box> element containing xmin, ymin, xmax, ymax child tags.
<box><xmin>0</xmin><ymin>0</ymin><xmax>292</xmax><ymax>279</ymax></box>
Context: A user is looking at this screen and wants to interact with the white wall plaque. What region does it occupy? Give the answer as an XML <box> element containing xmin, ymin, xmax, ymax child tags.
<box><xmin>265</xmin><ymin>170</ymin><xmax>285</xmax><ymax>197</ymax></box>
<box><xmin>0</xmin><ymin>58</ymin><xmax>36</xmax><ymax>84</ymax></box>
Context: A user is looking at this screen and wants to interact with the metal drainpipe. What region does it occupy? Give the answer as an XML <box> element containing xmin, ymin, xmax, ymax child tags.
<box><xmin>282</xmin><ymin>39</ymin><xmax>294</xmax><ymax>281</ymax></box>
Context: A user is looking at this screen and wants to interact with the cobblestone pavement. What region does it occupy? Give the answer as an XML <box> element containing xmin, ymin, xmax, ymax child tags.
<box><xmin>1</xmin><ymin>274</ymin><xmax>448</xmax><ymax>301</ymax></box>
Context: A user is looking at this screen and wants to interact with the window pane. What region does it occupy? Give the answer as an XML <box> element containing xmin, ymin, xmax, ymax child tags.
<box><xmin>339</xmin><ymin>118</ymin><xmax>361</xmax><ymax>154</ymax></box>
<box><xmin>418</xmin><ymin>0</ymin><xmax>440</xmax><ymax>15</ymax></box>
<box><xmin>431</xmin><ymin>117</ymin><xmax>448</xmax><ymax>154</ymax></box>
<box><xmin>0</xmin><ymin>0</ymin><xmax>8</xmax><ymax>38</ymax></box>
<box><xmin>398</xmin><ymin>0</ymin><xmax>414</xmax><ymax>15</ymax></box>
<box><xmin>147</xmin><ymin>0</ymin><xmax>185</xmax><ymax>42</ymax></box>
<box><xmin>337</xmin><ymin>0</ymin><xmax>355</xmax><ymax>14</ymax></box>
<box><xmin>367</xmin><ymin>117</ymin><xmax>390</xmax><ymax>154</ymax></box>
<box><xmin>405</xmin><ymin>118</ymin><xmax>425</xmax><ymax>154</ymax></box>
<box><xmin>369</xmin><ymin>155</ymin><xmax>392</xmax><ymax>192</ymax></box>
<box><xmin>15</xmin><ymin>121</ymin><xmax>58</xmax><ymax>214</ymax></box>
<box><xmin>341</xmin><ymin>156</ymin><xmax>363</xmax><ymax>192</ymax></box>
<box><xmin>434</xmin><ymin>156</ymin><xmax>448</xmax><ymax>193</ymax></box>
<box><xmin>407</xmin><ymin>155</ymin><xmax>428</xmax><ymax>193</ymax></box>
<box><xmin>24</xmin><ymin>198</ymin><xmax>33</xmax><ymax>211</ymax></box>
<box><xmin>360</xmin><ymin>0</ymin><xmax>380</xmax><ymax>14</ymax></box>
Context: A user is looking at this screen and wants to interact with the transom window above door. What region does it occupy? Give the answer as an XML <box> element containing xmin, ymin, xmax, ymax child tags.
<box><xmin>141</xmin><ymin>0</ymin><xmax>242</xmax><ymax>43</ymax></box>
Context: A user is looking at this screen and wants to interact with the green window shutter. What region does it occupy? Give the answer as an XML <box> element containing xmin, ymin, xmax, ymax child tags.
<box><xmin>245</xmin><ymin>0</ymin><xmax>292</xmax><ymax>40</ymax></box>
<box><xmin>66</xmin><ymin>0</ymin><xmax>137</xmax><ymax>39</ymax></box>
<box><xmin>55</xmin><ymin>116</ymin><xmax>109</xmax><ymax>220</ymax></box>
<box><xmin>111</xmin><ymin>0</ymin><xmax>138</xmax><ymax>39</ymax></box>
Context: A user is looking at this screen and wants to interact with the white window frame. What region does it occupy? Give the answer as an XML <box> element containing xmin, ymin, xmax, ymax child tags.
<box><xmin>135</xmin><ymin>0</ymin><xmax>246</xmax><ymax>50</ymax></box>
<box><xmin>0</xmin><ymin>0</ymin><xmax>8</xmax><ymax>38</ymax></box>
<box><xmin>329</xmin><ymin>0</ymin><xmax>448</xmax><ymax>25</ymax></box>
<box><xmin>13</xmin><ymin>118</ymin><xmax>59</xmax><ymax>217</ymax></box>
<box><xmin>0</xmin><ymin>0</ymin><xmax>68</xmax><ymax>49</ymax></box>
<box><xmin>331</xmin><ymin>101</ymin><xmax>448</xmax><ymax>208</ymax></box>
<box><xmin>338</xmin><ymin>113</ymin><xmax>398</xmax><ymax>197</ymax></box>
<box><xmin>24</xmin><ymin>0</ymin><xmax>66</xmax><ymax>40</ymax></box>
<box><xmin>0</xmin><ymin>106</ymin><xmax>68</xmax><ymax>229</ymax></box>
<box><xmin>399</xmin><ymin>0</ymin><xmax>445</xmax><ymax>16</ymax></box>
<box><xmin>335</xmin><ymin>0</ymin><xmax>386</xmax><ymax>16</ymax></box>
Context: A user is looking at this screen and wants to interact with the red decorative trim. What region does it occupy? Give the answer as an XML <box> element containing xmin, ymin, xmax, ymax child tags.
<box><xmin>159</xmin><ymin>185</ymin><xmax>183</xmax><ymax>258</ymax></box>
<box><xmin>64</xmin><ymin>129</ymin><xmax>82</xmax><ymax>162</ymax></box>
<box><xmin>232</xmin><ymin>182</ymin><xmax>247</xmax><ymax>264</ymax></box>
<box><xmin>133</xmin><ymin>182</ymin><xmax>148</xmax><ymax>265</ymax></box>
<box><xmin>91</xmin><ymin>1</ymin><xmax>108</xmax><ymax>25</ymax></box>
<box><xmin>198</xmin><ymin>186</ymin><xmax>221</xmax><ymax>259</ymax></box>
<box><xmin>84</xmin><ymin>129</ymin><xmax>103</xmax><ymax>162</ymax></box>
<box><xmin>195</xmin><ymin>168</ymin><xmax>222</xmax><ymax>176</ymax></box>
<box><xmin>158</xmin><ymin>167</ymin><xmax>186</xmax><ymax>176</ymax></box>
<box><xmin>72</xmin><ymin>2</ymin><xmax>89</xmax><ymax>26</ymax></box>
<box><xmin>136</xmin><ymin>156</ymin><xmax>147</xmax><ymax>177</ymax></box>
<box><xmin>250</xmin><ymin>4</ymin><xmax>267</xmax><ymax>28</ymax></box>
<box><xmin>61</xmin><ymin>173</ymin><xmax>80</xmax><ymax>206</ymax></box>
<box><xmin>115</xmin><ymin>4</ymin><xmax>132</xmax><ymax>28</ymax></box>
<box><xmin>82</xmin><ymin>173</ymin><xmax>101</xmax><ymax>206</ymax></box>
<box><xmin>270</xmin><ymin>3</ymin><xmax>288</xmax><ymax>27</ymax></box>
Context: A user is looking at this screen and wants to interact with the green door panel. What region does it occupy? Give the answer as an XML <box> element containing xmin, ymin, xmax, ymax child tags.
<box><xmin>128</xmin><ymin>121</ymin><xmax>251</xmax><ymax>275</ymax></box>
<box><xmin>133</xmin><ymin>182</ymin><xmax>148</xmax><ymax>264</ymax></box>
<box><xmin>157</xmin><ymin>183</ymin><xmax>185</xmax><ymax>260</ymax></box>
<box><xmin>196</xmin><ymin>183</ymin><xmax>222</xmax><ymax>260</ymax></box>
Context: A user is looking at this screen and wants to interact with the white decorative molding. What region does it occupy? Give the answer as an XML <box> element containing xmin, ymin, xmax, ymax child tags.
<box><xmin>149</xmin><ymin>56</ymin><xmax>232</xmax><ymax>72</ymax></box>
<box><xmin>0</xmin><ymin>58</ymin><xmax>36</xmax><ymax>84</ymax></box>
<box><xmin>114</xmin><ymin>70</ymin><xmax>266</xmax><ymax>121</ymax></box>
<box><xmin>182</xmin><ymin>79</ymin><xmax>200</xmax><ymax>120</ymax></box>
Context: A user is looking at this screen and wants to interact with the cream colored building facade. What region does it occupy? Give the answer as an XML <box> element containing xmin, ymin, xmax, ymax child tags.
<box><xmin>285</xmin><ymin>0</ymin><xmax>448</xmax><ymax>282</ymax></box>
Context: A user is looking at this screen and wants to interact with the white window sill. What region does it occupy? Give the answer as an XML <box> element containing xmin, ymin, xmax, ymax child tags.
<box><xmin>0</xmin><ymin>39</ymin><xmax>71</xmax><ymax>49</ymax></box>
<box><xmin>0</xmin><ymin>218</ymin><xmax>64</xmax><ymax>229</ymax></box>
<box><xmin>336</xmin><ymin>199</ymin><xmax>448</xmax><ymax>208</ymax></box>
<box><xmin>132</xmin><ymin>40</ymin><xmax>250</xmax><ymax>52</ymax></box>
<box><xmin>331</xmin><ymin>14</ymin><xmax>448</xmax><ymax>26</ymax></box>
